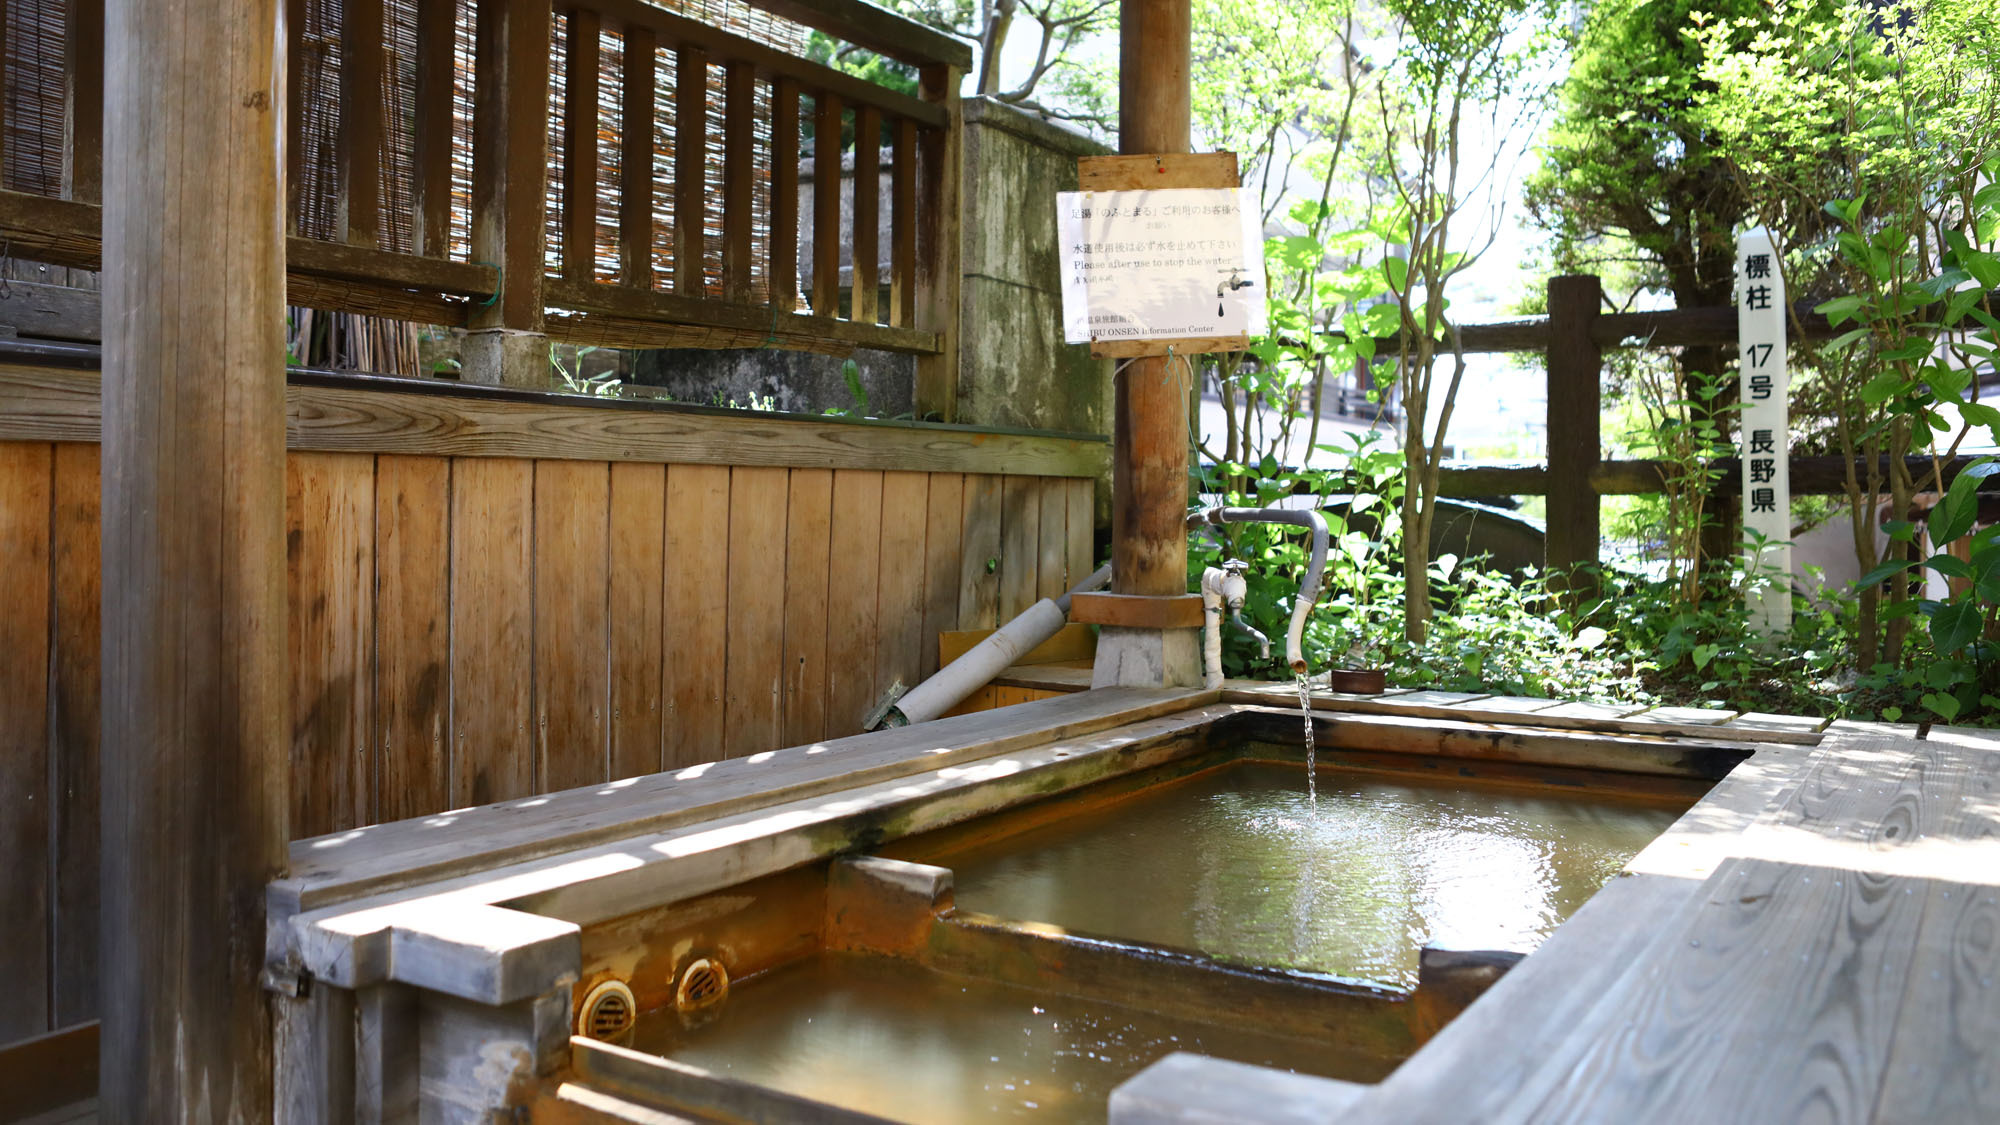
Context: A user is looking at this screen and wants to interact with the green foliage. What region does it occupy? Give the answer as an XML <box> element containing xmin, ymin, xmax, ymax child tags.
<box><xmin>822</xmin><ymin>359</ymin><xmax>873</xmax><ymax>418</ymax></box>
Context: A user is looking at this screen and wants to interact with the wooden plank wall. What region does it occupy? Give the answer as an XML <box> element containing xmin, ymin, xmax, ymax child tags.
<box><xmin>0</xmin><ymin>439</ymin><xmax>1095</xmax><ymax>1043</ymax></box>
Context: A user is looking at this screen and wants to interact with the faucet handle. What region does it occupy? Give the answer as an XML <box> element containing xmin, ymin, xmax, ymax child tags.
<box><xmin>1222</xmin><ymin>558</ymin><xmax>1251</xmax><ymax>576</ymax></box>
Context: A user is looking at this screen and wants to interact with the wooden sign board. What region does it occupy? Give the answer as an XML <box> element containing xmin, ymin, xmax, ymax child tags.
<box><xmin>1072</xmin><ymin>153</ymin><xmax>1253</xmax><ymax>358</ymax></box>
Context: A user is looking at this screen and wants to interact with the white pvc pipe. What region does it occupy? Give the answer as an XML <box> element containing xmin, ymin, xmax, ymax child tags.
<box><xmin>881</xmin><ymin>563</ymin><xmax>1112</xmax><ymax>727</ymax></box>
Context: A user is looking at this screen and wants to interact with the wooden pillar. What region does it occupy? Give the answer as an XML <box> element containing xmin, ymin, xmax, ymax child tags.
<box><xmin>466</xmin><ymin>0</ymin><xmax>551</xmax><ymax>386</ymax></box>
<box><xmin>1546</xmin><ymin>273</ymin><xmax>1602</xmax><ymax>595</ymax></box>
<box><xmin>1111</xmin><ymin>0</ymin><xmax>1190</xmax><ymax>598</ymax></box>
<box><xmin>100</xmin><ymin>0</ymin><xmax>288</xmax><ymax>1116</ymax></box>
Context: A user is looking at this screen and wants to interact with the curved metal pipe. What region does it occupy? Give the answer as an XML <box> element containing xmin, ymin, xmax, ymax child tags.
<box><xmin>1187</xmin><ymin>506</ymin><xmax>1328</xmax><ymax>674</ymax></box>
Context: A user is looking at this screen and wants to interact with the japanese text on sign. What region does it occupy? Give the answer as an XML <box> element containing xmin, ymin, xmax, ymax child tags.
<box><xmin>1738</xmin><ymin>228</ymin><xmax>1791</xmax><ymax>634</ymax></box>
<box><xmin>1056</xmin><ymin>187</ymin><xmax>1267</xmax><ymax>344</ymax></box>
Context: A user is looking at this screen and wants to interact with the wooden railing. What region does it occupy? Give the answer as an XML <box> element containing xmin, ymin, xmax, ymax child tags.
<box><xmin>0</xmin><ymin>0</ymin><xmax>968</xmax><ymax>408</ymax></box>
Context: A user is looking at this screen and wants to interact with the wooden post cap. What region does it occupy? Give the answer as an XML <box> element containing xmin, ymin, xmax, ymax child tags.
<box><xmin>1068</xmin><ymin>592</ymin><xmax>1204</xmax><ymax>630</ymax></box>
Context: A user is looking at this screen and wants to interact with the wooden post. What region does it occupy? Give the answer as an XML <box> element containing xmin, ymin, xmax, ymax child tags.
<box><xmin>467</xmin><ymin>0</ymin><xmax>551</xmax><ymax>385</ymax></box>
<box><xmin>1112</xmin><ymin>0</ymin><xmax>1189</xmax><ymax>599</ymax></box>
<box><xmin>100</xmin><ymin>0</ymin><xmax>288</xmax><ymax>1116</ymax></box>
<box><xmin>1083</xmin><ymin>0</ymin><xmax>1199</xmax><ymax>688</ymax></box>
<box><xmin>1546</xmin><ymin>273</ymin><xmax>1603</xmax><ymax>595</ymax></box>
<box><xmin>913</xmin><ymin>64</ymin><xmax>962</xmax><ymax>420</ymax></box>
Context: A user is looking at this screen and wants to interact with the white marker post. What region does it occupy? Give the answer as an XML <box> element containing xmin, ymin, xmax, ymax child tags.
<box><xmin>1737</xmin><ymin>227</ymin><xmax>1791</xmax><ymax>634</ymax></box>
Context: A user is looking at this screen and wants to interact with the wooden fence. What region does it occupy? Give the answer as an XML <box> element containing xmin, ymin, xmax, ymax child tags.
<box><xmin>0</xmin><ymin>0</ymin><xmax>969</xmax><ymax>405</ymax></box>
<box><xmin>1345</xmin><ymin>274</ymin><xmax>2000</xmax><ymax>573</ymax></box>
<box><xmin>0</xmin><ymin>361</ymin><xmax>1103</xmax><ymax>1043</ymax></box>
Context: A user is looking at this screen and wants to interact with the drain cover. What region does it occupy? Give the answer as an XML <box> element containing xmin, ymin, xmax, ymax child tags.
<box><xmin>577</xmin><ymin>979</ymin><xmax>637</xmax><ymax>1040</ymax></box>
<box><xmin>675</xmin><ymin>957</ymin><xmax>730</xmax><ymax>1014</ymax></box>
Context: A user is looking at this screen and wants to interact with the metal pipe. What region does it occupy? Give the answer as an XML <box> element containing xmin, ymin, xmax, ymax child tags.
<box><xmin>1187</xmin><ymin>506</ymin><xmax>1328</xmax><ymax>674</ymax></box>
<box><xmin>875</xmin><ymin>563</ymin><xmax>1113</xmax><ymax>728</ymax></box>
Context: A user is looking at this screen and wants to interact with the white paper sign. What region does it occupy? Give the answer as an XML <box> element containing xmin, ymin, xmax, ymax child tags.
<box><xmin>1737</xmin><ymin>226</ymin><xmax>1791</xmax><ymax>634</ymax></box>
<box><xmin>1056</xmin><ymin>187</ymin><xmax>1268</xmax><ymax>345</ymax></box>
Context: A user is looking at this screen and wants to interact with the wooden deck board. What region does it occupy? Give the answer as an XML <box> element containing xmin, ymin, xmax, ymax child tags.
<box><xmin>277</xmin><ymin>685</ymin><xmax>1214</xmax><ymax>911</ymax></box>
<box><xmin>1341</xmin><ymin>722</ymin><xmax>2000</xmax><ymax>1124</ymax></box>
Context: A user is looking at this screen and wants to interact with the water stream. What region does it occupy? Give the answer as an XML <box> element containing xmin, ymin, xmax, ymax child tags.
<box><xmin>1295</xmin><ymin>673</ymin><xmax>1316</xmax><ymax>813</ymax></box>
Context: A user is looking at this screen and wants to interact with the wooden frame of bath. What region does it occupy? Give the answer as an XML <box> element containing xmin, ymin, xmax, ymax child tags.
<box><xmin>259</xmin><ymin>681</ymin><xmax>1819</xmax><ymax>1120</ymax></box>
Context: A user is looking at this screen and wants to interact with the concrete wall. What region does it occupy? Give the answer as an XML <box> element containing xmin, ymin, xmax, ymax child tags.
<box><xmin>957</xmin><ymin>98</ymin><xmax>1113</xmax><ymax>439</ymax></box>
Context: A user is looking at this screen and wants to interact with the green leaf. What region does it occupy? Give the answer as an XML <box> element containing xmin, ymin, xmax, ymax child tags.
<box><xmin>1855</xmin><ymin>557</ymin><xmax>1918</xmax><ymax>588</ymax></box>
<box><xmin>1815</xmin><ymin>295</ymin><xmax>1866</xmax><ymax>326</ymax></box>
<box><xmin>1860</xmin><ymin>372</ymin><xmax>1906</xmax><ymax>404</ymax></box>
<box><xmin>1931</xmin><ymin>459</ymin><xmax>2000</xmax><ymax>546</ymax></box>
<box><xmin>1921</xmin><ymin>692</ymin><xmax>1963</xmax><ymax>722</ymax></box>
<box><xmin>1930</xmin><ymin>601</ymin><xmax>1982</xmax><ymax>654</ymax></box>
<box><xmin>1691</xmin><ymin>643</ymin><xmax>1720</xmax><ymax>671</ymax></box>
<box><xmin>1924</xmin><ymin>553</ymin><xmax>1972</xmax><ymax>579</ymax></box>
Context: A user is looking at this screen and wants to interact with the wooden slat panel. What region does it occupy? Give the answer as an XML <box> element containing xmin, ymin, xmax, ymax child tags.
<box><xmin>618</xmin><ymin>26</ymin><xmax>658</xmax><ymax>289</ymax></box>
<box><xmin>825</xmin><ymin>469</ymin><xmax>883</xmax><ymax>736</ymax></box>
<box><xmin>373</xmin><ymin>455</ymin><xmax>452</xmax><ymax>821</ymax></box>
<box><xmin>533</xmin><ymin>460</ymin><xmax>610</xmax><ymax>791</ymax></box>
<box><xmin>561</xmin><ymin>8</ymin><xmax>603</xmax><ymax>280</ymax></box>
<box><xmin>957</xmin><ymin>473</ymin><xmax>1002</xmax><ymax>630</ymax></box>
<box><xmin>49</xmin><ymin>444</ymin><xmax>100</xmax><ymax>1027</ymax></box>
<box><xmin>410</xmin><ymin>0</ymin><xmax>456</xmax><ymax>255</ymax></box>
<box><xmin>337</xmin><ymin>0</ymin><xmax>385</xmax><ymax>247</ymax></box>
<box><xmin>919</xmin><ymin>471</ymin><xmax>962</xmax><ymax>678</ymax></box>
<box><xmin>888</xmin><ymin>117</ymin><xmax>916</xmax><ymax>328</ymax></box>
<box><xmin>450</xmin><ymin>457</ymin><xmax>534</xmax><ymax>806</ymax></box>
<box><xmin>768</xmin><ymin>77</ymin><xmax>801</xmax><ymax>314</ymax></box>
<box><xmin>664</xmin><ymin>464</ymin><xmax>729</xmax><ymax>766</ymax></box>
<box><xmin>850</xmin><ymin>106</ymin><xmax>881</xmax><ymax>324</ymax></box>
<box><xmin>608</xmin><ymin>462</ymin><xmax>666</xmax><ymax>779</ymax></box>
<box><xmin>1066</xmin><ymin>477</ymin><xmax>1094</xmax><ymax>590</ymax></box>
<box><xmin>286</xmin><ymin>452</ymin><xmax>375</xmax><ymax>838</ymax></box>
<box><xmin>0</xmin><ymin>442</ymin><xmax>51</xmax><ymax>1042</ymax></box>
<box><xmin>673</xmin><ymin>44</ymin><xmax>710</xmax><ymax>296</ymax></box>
<box><xmin>721</xmin><ymin>62</ymin><xmax>757</xmax><ymax>302</ymax></box>
<box><xmin>1036</xmin><ymin>476</ymin><xmax>1067</xmax><ymax>600</ymax></box>
<box><xmin>781</xmin><ymin>468</ymin><xmax>833</xmax><ymax>746</ymax></box>
<box><xmin>874</xmin><ymin>471</ymin><xmax>928</xmax><ymax>700</ymax></box>
<box><xmin>811</xmin><ymin>92</ymin><xmax>843</xmax><ymax>316</ymax></box>
<box><xmin>724</xmin><ymin>467</ymin><xmax>789</xmax><ymax>756</ymax></box>
<box><xmin>998</xmin><ymin>475</ymin><xmax>1040</xmax><ymax>620</ymax></box>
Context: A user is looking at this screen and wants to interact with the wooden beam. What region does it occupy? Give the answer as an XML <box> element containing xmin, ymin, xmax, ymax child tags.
<box><xmin>586</xmin><ymin>0</ymin><xmax>949</xmax><ymax>128</ymax></box>
<box><xmin>888</xmin><ymin>116</ymin><xmax>916</xmax><ymax>328</ymax></box>
<box><xmin>768</xmin><ymin>76</ymin><xmax>801</xmax><ymax>313</ymax></box>
<box><xmin>811</xmin><ymin>91</ymin><xmax>843</xmax><ymax>316</ymax></box>
<box><xmin>913</xmin><ymin>67</ymin><xmax>963</xmax><ymax>420</ymax></box>
<box><xmin>618</xmin><ymin>25</ymin><xmax>658</xmax><ymax>289</ymax></box>
<box><xmin>410</xmin><ymin>0</ymin><xmax>456</xmax><ymax>256</ymax></box>
<box><xmin>736</xmin><ymin>0</ymin><xmax>971</xmax><ymax>70</ymax></box>
<box><xmin>561</xmin><ymin>7</ymin><xmax>603</xmax><ymax>280</ymax></box>
<box><xmin>545</xmin><ymin>275</ymin><xmax>938</xmax><ymax>354</ymax></box>
<box><xmin>721</xmin><ymin>61</ymin><xmax>757</xmax><ymax>302</ymax></box>
<box><xmin>851</xmin><ymin>106</ymin><xmax>881</xmax><ymax>323</ymax></box>
<box><xmin>337</xmin><ymin>0</ymin><xmax>385</xmax><ymax>247</ymax></box>
<box><xmin>100</xmin><ymin>0</ymin><xmax>288</xmax><ymax>1114</ymax></box>
<box><xmin>470</xmin><ymin>0</ymin><xmax>551</xmax><ymax>334</ymax></box>
<box><xmin>0</xmin><ymin>363</ymin><xmax>1114</xmax><ymax>477</ymax></box>
<box><xmin>64</xmin><ymin>0</ymin><xmax>105</xmax><ymax>203</ymax></box>
<box><xmin>1544</xmin><ymin>274</ymin><xmax>1601</xmax><ymax>590</ymax></box>
<box><xmin>674</xmin><ymin>43</ymin><xmax>710</xmax><ymax>296</ymax></box>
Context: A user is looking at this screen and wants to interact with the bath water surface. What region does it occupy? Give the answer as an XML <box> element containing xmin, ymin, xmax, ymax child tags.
<box><xmin>630</xmin><ymin>952</ymin><xmax>1389</xmax><ymax>1123</ymax></box>
<box><xmin>921</xmin><ymin>761</ymin><xmax>1688</xmax><ymax>989</ymax></box>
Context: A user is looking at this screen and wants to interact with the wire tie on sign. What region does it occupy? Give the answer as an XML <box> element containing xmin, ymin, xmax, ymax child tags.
<box><xmin>473</xmin><ymin>261</ymin><xmax>501</xmax><ymax>309</ymax></box>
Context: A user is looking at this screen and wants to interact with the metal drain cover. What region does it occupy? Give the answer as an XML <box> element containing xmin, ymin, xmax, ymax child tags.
<box><xmin>577</xmin><ymin>979</ymin><xmax>637</xmax><ymax>1040</ymax></box>
<box><xmin>675</xmin><ymin>957</ymin><xmax>730</xmax><ymax>1014</ymax></box>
